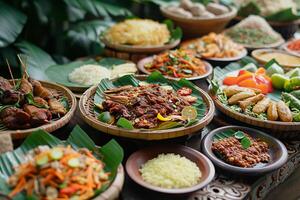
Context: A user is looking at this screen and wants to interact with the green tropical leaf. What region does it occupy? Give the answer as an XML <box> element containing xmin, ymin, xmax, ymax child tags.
<box><xmin>237</xmin><ymin>1</ymin><xmax>260</xmax><ymax>17</ymax></box>
<box><xmin>66</xmin><ymin>20</ymin><xmax>112</xmax><ymax>55</ymax></box>
<box><xmin>266</xmin><ymin>8</ymin><xmax>300</xmax><ymax>22</ymax></box>
<box><xmin>0</xmin><ymin>125</ymin><xmax>123</xmax><ymax>198</ymax></box>
<box><xmin>0</xmin><ymin>1</ymin><xmax>27</xmax><ymax>47</ymax></box>
<box><xmin>63</xmin><ymin>0</ymin><xmax>132</xmax><ymax>18</ymax></box>
<box><xmin>15</xmin><ymin>41</ymin><xmax>56</xmax><ymax>81</ymax></box>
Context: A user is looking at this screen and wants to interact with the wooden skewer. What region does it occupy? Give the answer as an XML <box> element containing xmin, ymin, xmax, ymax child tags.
<box><xmin>17</xmin><ymin>54</ymin><xmax>29</xmax><ymax>79</ymax></box>
<box><xmin>5</xmin><ymin>59</ymin><xmax>15</xmax><ymax>87</ymax></box>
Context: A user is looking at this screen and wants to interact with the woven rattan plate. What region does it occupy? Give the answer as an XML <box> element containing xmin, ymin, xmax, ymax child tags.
<box><xmin>79</xmin><ymin>76</ymin><xmax>215</xmax><ymax>140</ymax></box>
<box><xmin>0</xmin><ymin>80</ymin><xmax>77</xmax><ymax>139</ymax></box>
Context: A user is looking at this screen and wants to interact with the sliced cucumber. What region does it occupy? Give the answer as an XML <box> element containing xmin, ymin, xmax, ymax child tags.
<box><xmin>36</xmin><ymin>155</ymin><xmax>49</xmax><ymax>166</ymax></box>
<box><xmin>68</xmin><ymin>158</ymin><xmax>80</xmax><ymax>168</ymax></box>
<box><xmin>50</xmin><ymin>148</ymin><xmax>63</xmax><ymax>160</ymax></box>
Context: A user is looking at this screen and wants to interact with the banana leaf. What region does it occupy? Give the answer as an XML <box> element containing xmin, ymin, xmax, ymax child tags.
<box><xmin>16</xmin><ymin>41</ymin><xmax>57</xmax><ymax>81</ymax></box>
<box><xmin>0</xmin><ymin>1</ymin><xmax>27</xmax><ymax>48</ymax></box>
<box><xmin>94</xmin><ymin>71</ymin><xmax>207</xmax><ymax>129</ymax></box>
<box><xmin>0</xmin><ymin>125</ymin><xmax>123</xmax><ymax>199</ymax></box>
<box><xmin>266</xmin><ymin>8</ymin><xmax>300</xmax><ymax>22</ymax></box>
<box><xmin>45</xmin><ymin>57</ymin><xmax>128</xmax><ymax>88</ymax></box>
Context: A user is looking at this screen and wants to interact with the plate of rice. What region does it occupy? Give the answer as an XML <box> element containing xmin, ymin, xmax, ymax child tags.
<box><xmin>126</xmin><ymin>145</ymin><xmax>215</xmax><ymax>194</ymax></box>
<box><xmin>101</xmin><ymin>19</ymin><xmax>181</xmax><ymax>53</ymax></box>
<box><xmin>45</xmin><ymin>58</ymin><xmax>137</xmax><ymax>92</ymax></box>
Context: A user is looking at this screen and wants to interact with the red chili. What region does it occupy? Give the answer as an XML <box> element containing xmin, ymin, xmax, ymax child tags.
<box><xmin>177</xmin><ymin>87</ymin><xmax>192</xmax><ymax>96</ymax></box>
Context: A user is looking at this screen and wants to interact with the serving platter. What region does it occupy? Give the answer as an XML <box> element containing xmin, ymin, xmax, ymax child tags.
<box><xmin>79</xmin><ymin>74</ymin><xmax>215</xmax><ymax>140</ymax></box>
<box><xmin>210</xmin><ymin>64</ymin><xmax>300</xmax><ymax>131</ymax></box>
<box><xmin>0</xmin><ymin>126</ymin><xmax>124</xmax><ymax>199</ymax></box>
<box><xmin>201</xmin><ymin>126</ymin><xmax>288</xmax><ymax>175</ymax></box>
<box><xmin>203</xmin><ymin>48</ymin><xmax>247</xmax><ymax>62</ymax></box>
<box><xmin>101</xmin><ymin>37</ymin><xmax>180</xmax><ymax>54</ymax></box>
<box><xmin>45</xmin><ymin>58</ymin><xmax>136</xmax><ymax>93</ymax></box>
<box><xmin>0</xmin><ymin>80</ymin><xmax>77</xmax><ymax>139</ymax></box>
<box><xmin>252</xmin><ymin>48</ymin><xmax>300</xmax><ymax>70</ymax></box>
<box><xmin>137</xmin><ymin>56</ymin><xmax>213</xmax><ymax>81</ymax></box>
<box><xmin>126</xmin><ymin>145</ymin><xmax>215</xmax><ymax>193</ymax></box>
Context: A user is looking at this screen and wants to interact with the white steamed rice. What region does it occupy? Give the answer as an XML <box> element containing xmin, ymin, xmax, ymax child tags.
<box><xmin>68</xmin><ymin>64</ymin><xmax>111</xmax><ymax>86</ymax></box>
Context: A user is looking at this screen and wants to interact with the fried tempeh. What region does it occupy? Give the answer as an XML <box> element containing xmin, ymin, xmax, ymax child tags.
<box><xmin>48</xmin><ymin>98</ymin><xmax>67</xmax><ymax>115</ymax></box>
<box><xmin>223</xmin><ymin>85</ymin><xmax>260</xmax><ymax>97</ymax></box>
<box><xmin>252</xmin><ymin>97</ymin><xmax>270</xmax><ymax>114</ymax></box>
<box><xmin>267</xmin><ymin>101</ymin><xmax>278</xmax><ymax>121</ymax></box>
<box><xmin>238</xmin><ymin>94</ymin><xmax>265</xmax><ymax>111</ymax></box>
<box><xmin>277</xmin><ymin>100</ymin><xmax>292</xmax><ymax>122</ymax></box>
<box><xmin>228</xmin><ymin>91</ymin><xmax>256</xmax><ymax>105</ymax></box>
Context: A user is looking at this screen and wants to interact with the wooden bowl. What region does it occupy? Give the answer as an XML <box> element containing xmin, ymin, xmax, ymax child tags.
<box><xmin>201</xmin><ymin>126</ymin><xmax>288</xmax><ymax>176</ymax></box>
<box><xmin>137</xmin><ymin>56</ymin><xmax>213</xmax><ymax>81</ymax></box>
<box><xmin>210</xmin><ymin>92</ymin><xmax>300</xmax><ymax>131</ymax></box>
<box><xmin>1</xmin><ymin>80</ymin><xmax>77</xmax><ymax>139</ymax></box>
<box><xmin>160</xmin><ymin>6</ymin><xmax>237</xmax><ymax>38</ymax></box>
<box><xmin>79</xmin><ymin>75</ymin><xmax>215</xmax><ymax>140</ymax></box>
<box><xmin>251</xmin><ymin>49</ymin><xmax>300</xmax><ymax>70</ymax></box>
<box><xmin>102</xmin><ymin>37</ymin><xmax>180</xmax><ymax>54</ymax></box>
<box><xmin>126</xmin><ymin>145</ymin><xmax>215</xmax><ymax>193</ymax></box>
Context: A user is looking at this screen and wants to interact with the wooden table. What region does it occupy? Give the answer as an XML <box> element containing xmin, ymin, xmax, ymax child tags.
<box><xmin>10</xmin><ymin>79</ymin><xmax>300</xmax><ymax>200</ymax></box>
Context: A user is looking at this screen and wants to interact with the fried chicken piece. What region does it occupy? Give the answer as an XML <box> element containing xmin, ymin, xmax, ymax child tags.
<box><xmin>31</xmin><ymin>80</ymin><xmax>53</xmax><ymax>100</ymax></box>
<box><xmin>0</xmin><ymin>76</ymin><xmax>12</xmax><ymax>91</ymax></box>
<box><xmin>19</xmin><ymin>78</ymin><xmax>33</xmax><ymax>94</ymax></box>
<box><xmin>23</xmin><ymin>104</ymin><xmax>52</xmax><ymax>126</ymax></box>
<box><xmin>48</xmin><ymin>98</ymin><xmax>66</xmax><ymax>115</ymax></box>
<box><xmin>253</xmin><ymin>97</ymin><xmax>270</xmax><ymax>114</ymax></box>
<box><xmin>238</xmin><ymin>94</ymin><xmax>264</xmax><ymax>111</ymax></box>
<box><xmin>0</xmin><ymin>90</ymin><xmax>24</xmax><ymax>105</ymax></box>
<box><xmin>267</xmin><ymin>101</ymin><xmax>278</xmax><ymax>121</ymax></box>
<box><xmin>0</xmin><ymin>107</ymin><xmax>31</xmax><ymax>129</ymax></box>
<box><xmin>277</xmin><ymin>100</ymin><xmax>292</xmax><ymax>122</ymax></box>
<box><xmin>224</xmin><ymin>85</ymin><xmax>260</xmax><ymax>97</ymax></box>
<box><xmin>228</xmin><ymin>91</ymin><xmax>256</xmax><ymax>105</ymax></box>
<box><xmin>34</xmin><ymin>97</ymin><xmax>48</xmax><ymax>107</ymax></box>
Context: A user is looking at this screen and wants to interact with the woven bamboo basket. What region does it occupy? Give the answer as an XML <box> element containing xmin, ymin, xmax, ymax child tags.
<box><xmin>211</xmin><ymin>93</ymin><xmax>300</xmax><ymax>131</ymax></box>
<box><xmin>0</xmin><ymin>80</ymin><xmax>77</xmax><ymax>139</ymax></box>
<box><xmin>93</xmin><ymin>165</ymin><xmax>124</xmax><ymax>200</ymax></box>
<box><xmin>79</xmin><ymin>76</ymin><xmax>215</xmax><ymax>140</ymax></box>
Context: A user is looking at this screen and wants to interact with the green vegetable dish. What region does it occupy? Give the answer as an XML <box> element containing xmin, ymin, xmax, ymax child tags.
<box><xmin>0</xmin><ymin>125</ymin><xmax>124</xmax><ymax>200</ymax></box>
<box><xmin>94</xmin><ymin>72</ymin><xmax>207</xmax><ymax>130</ymax></box>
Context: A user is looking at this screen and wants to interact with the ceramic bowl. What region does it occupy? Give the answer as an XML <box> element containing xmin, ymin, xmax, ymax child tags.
<box><xmin>201</xmin><ymin>126</ymin><xmax>288</xmax><ymax>175</ymax></box>
<box><xmin>126</xmin><ymin>145</ymin><xmax>215</xmax><ymax>193</ymax></box>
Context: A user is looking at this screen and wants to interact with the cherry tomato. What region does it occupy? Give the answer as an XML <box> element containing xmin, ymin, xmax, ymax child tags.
<box><xmin>177</xmin><ymin>87</ymin><xmax>192</xmax><ymax>96</ymax></box>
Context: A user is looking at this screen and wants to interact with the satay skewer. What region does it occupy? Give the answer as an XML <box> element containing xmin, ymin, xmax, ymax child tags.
<box><xmin>17</xmin><ymin>54</ymin><xmax>29</xmax><ymax>79</ymax></box>
<box><xmin>5</xmin><ymin>59</ymin><xmax>15</xmax><ymax>87</ymax></box>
